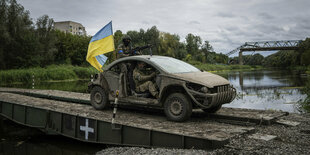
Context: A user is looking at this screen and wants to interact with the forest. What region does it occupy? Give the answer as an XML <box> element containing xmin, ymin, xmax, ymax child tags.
<box><xmin>0</xmin><ymin>0</ymin><xmax>228</xmax><ymax>70</ymax></box>
<box><xmin>0</xmin><ymin>0</ymin><xmax>309</xmax><ymax>71</ymax></box>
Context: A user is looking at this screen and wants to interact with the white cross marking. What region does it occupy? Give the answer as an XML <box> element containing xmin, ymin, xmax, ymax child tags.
<box><xmin>80</xmin><ymin>119</ymin><xmax>94</xmax><ymax>140</ymax></box>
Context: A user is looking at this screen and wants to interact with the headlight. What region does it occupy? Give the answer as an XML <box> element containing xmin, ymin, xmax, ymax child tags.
<box><xmin>200</xmin><ymin>87</ymin><xmax>209</xmax><ymax>93</ymax></box>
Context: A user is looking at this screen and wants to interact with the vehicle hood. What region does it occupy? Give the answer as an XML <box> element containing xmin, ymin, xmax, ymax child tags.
<box><xmin>172</xmin><ymin>71</ymin><xmax>230</xmax><ymax>88</ymax></box>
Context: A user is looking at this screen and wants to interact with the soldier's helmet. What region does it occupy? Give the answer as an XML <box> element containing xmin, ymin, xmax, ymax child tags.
<box><xmin>122</xmin><ymin>35</ymin><xmax>131</xmax><ymax>46</ymax></box>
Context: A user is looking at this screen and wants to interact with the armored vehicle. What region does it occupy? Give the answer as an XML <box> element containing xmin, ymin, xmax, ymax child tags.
<box><xmin>88</xmin><ymin>55</ymin><xmax>236</xmax><ymax>122</ymax></box>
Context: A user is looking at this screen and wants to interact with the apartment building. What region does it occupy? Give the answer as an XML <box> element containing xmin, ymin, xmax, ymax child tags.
<box><xmin>54</xmin><ymin>21</ymin><xmax>87</xmax><ymax>35</ymax></box>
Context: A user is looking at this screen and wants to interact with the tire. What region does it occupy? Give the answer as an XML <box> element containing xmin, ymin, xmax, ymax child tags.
<box><xmin>90</xmin><ymin>86</ymin><xmax>109</xmax><ymax>110</ymax></box>
<box><xmin>164</xmin><ymin>93</ymin><xmax>192</xmax><ymax>122</ymax></box>
<box><xmin>202</xmin><ymin>104</ymin><xmax>222</xmax><ymax>113</ymax></box>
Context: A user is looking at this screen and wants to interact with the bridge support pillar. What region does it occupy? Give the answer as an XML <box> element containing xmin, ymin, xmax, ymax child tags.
<box><xmin>239</xmin><ymin>52</ymin><xmax>243</xmax><ymax>65</ymax></box>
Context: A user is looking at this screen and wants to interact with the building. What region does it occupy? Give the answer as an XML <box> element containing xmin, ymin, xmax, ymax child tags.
<box><xmin>54</xmin><ymin>21</ymin><xmax>87</xmax><ymax>36</ymax></box>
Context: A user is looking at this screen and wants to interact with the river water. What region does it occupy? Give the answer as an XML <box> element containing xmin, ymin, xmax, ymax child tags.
<box><xmin>0</xmin><ymin>69</ymin><xmax>308</xmax><ymax>154</ymax></box>
<box><xmin>217</xmin><ymin>70</ymin><xmax>308</xmax><ymax>113</ymax></box>
<box><xmin>2</xmin><ymin>69</ymin><xmax>308</xmax><ymax>113</ymax></box>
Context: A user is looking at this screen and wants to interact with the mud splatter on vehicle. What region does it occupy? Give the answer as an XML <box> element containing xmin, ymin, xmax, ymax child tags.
<box><xmin>89</xmin><ymin>55</ymin><xmax>236</xmax><ymax>121</ymax></box>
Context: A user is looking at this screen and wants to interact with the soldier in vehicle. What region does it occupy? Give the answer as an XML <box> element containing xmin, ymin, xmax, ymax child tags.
<box><xmin>133</xmin><ymin>62</ymin><xmax>159</xmax><ymax>98</ymax></box>
<box><xmin>117</xmin><ymin>35</ymin><xmax>139</xmax><ymax>58</ymax></box>
<box><xmin>117</xmin><ymin>35</ymin><xmax>151</xmax><ymax>58</ymax></box>
<box><xmin>117</xmin><ymin>35</ymin><xmax>133</xmax><ymax>73</ymax></box>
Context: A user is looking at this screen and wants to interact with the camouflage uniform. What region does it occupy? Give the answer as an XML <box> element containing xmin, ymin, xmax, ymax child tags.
<box><xmin>117</xmin><ymin>35</ymin><xmax>133</xmax><ymax>73</ymax></box>
<box><xmin>133</xmin><ymin>67</ymin><xmax>158</xmax><ymax>97</ymax></box>
<box><xmin>117</xmin><ymin>43</ymin><xmax>133</xmax><ymax>58</ymax></box>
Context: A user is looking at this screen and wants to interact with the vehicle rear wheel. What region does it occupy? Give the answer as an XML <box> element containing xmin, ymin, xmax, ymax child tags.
<box><xmin>202</xmin><ymin>104</ymin><xmax>222</xmax><ymax>113</ymax></box>
<box><xmin>90</xmin><ymin>86</ymin><xmax>109</xmax><ymax>110</ymax></box>
<box><xmin>164</xmin><ymin>93</ymin><xmax>192</xmax><ymax>122</ymax></box>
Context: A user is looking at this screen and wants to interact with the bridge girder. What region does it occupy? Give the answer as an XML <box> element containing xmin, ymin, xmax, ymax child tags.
<box><xmin>226</xmin><ymin>40</ymin><xmax>302</xmax><ymax>56</ymax></box>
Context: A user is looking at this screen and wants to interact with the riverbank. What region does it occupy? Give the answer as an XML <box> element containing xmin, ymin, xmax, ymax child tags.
<box><xmin>188</xmin><ymin>60</ymin><xmax>262</xmax><ymax>72</ymax></box>
<box><xmin>0</xmin><ymin>63</ymin><xmax>261</xmax><ymax>84</ymax></box>
<box><xmin>0</xmin><ymin>65</ymin><xmax>98</xmax><ymax>84</ymax></box>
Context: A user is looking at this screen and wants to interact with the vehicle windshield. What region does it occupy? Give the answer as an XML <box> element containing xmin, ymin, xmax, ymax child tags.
<box><xmin>150</xmin><ymin>57</ymin><xmax>201</xmax><ymax>74</ymax></box>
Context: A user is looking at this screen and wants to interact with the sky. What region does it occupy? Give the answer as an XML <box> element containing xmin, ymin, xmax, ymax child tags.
<box><xmin>18</xmin><ymin>0</ymin><xmax>310</xmax><ymax>56</ymax></box>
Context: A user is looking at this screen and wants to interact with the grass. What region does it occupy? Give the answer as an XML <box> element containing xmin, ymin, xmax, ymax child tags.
<box><xmin>0</xmin><ymin>65</ymin><xmax>98</xmax><ymax>84</ymax></box>
<box><xmin>187</xmin><ymin>60</ymin><xmax>263</xmax><ymax>72</ymax></box>
<box><xmin>299</xmin><ymin>78</ymin><xmax>310</xmax><ymax>113</ymax></box>
<box><xmin>0</xmin><ymin>61</ymin><xmax>264</xmax><ymax>85</ymax></box>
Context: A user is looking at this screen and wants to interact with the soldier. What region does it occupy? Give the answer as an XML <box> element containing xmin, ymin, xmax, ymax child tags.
<box><xmin>117</xmin><ymin>35</ymin><xmax>138</xmax><ymax>58</ymax></box>
<box><xmin>117</xmin><ymin>35</ymin><xmax>132</xmax><ymax>73</ymax></box>
<box><xmin>133</xmin><ymin>62</ymin><xmax>159</xmax><ymax>98</ymax></box>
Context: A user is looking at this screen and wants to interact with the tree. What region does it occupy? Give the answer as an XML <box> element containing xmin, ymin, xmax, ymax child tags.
<box><xmin>246</xmin><ymin>53</ymin><xmax>264</xmax><ymax>65</ymax></box>
<box><xmin>0</xmin><ymin>0</ymin><xmax>8</xmax><ymax>69</ymax></box>
<box><xmin>185</xmin><ymin>33</ymin><xmax>202</xmax><ymax>62</ymax></box>
<box><xmin>159</xmin><ymin>32</ymin><xmax>179</xmax><ymax>57</ymax></box>
<box><xmin>263</xmin><ymin>50</ymin><xmax>298</xmax><ymax>67</ymax></box>
<box><xmin>185</xmin><ymin>33</ymin><xmax>201</xmax><ymax>56</ymax></box>
<box><xmin>144</xmin><ymin>26</ymin><xmax>160</xmax><ymax>55</ymax></box>
<box><xmin>114</xmin><ymin>30</ymin><xmax>123</xmax><ymax>45</ymax></box>
<box><xmin>299</xmin><ymin>38</ymin><xmax>310</xmax><ymax>66</ymax></box>
<box><xmin>201</xmin><ymin>41</ymin><xmax>213</xmax><ymax>63</ymax></box>
<box><xmin>5</xmin><ymin>0</ymin><xmax>36</xmax><ymax>69</ymax></box>
<box><xmin>54</xmin><ymin>30</ymin><xmax>91</xmax><ymax>66</ymax></box>
<box><xmin>35</xmin><ymin>15</ymin><xmax>57</xmax><ymax>66</ymax></box>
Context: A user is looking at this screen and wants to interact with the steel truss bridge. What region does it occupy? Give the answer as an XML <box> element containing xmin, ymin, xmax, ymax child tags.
<box><xmin>226</xmin><ymin>40</ymin><xmax>302</xmax><ymax>65</ymax></box>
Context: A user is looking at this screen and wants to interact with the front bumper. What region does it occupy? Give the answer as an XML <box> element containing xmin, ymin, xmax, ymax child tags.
<box><xmin>186</xmin><ymin>85</ymin><xmax>236</xmax><ymax>108</ymax></box>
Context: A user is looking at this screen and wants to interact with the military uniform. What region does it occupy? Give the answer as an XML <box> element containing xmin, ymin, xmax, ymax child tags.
<box><xmin>117</xmin><ymin>43</ymin><xmax>133</xmax><ymax>58</ymax></box>
<box><xmin>133</xmin><ymin>67</ymin><xmax>158</xmax><ymax>97</ymax></box>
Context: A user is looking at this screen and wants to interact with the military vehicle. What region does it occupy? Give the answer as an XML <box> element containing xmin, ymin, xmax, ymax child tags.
<box><xmin>88</xmin><ymin>55</ymin><xmax>236</xmax><ymax>122</ymax></box>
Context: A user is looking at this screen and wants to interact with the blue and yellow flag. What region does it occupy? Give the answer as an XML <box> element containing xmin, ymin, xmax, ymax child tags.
<box><xmin>86</xmin><ymin>21</ymin><xmax>115</xmax><ymax>71</ymax></box>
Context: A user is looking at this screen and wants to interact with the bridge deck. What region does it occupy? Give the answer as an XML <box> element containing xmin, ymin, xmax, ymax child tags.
<box><xmin>0</xmin><ymin>88</ymin><xmax>288</xmax><ymax>149</ymax></box>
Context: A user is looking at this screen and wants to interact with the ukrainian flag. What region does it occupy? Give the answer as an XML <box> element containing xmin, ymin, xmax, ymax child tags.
<box><xmin>86</xmin><ymin>21</ymin><xmax>115</xmax><ymax>71</ymax></box>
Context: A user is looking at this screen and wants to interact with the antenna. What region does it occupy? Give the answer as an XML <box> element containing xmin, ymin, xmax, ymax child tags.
<box><xmin>149</xmin><ymin>46</ymin><xmax>153</xmax><ymax>56</ymax></box>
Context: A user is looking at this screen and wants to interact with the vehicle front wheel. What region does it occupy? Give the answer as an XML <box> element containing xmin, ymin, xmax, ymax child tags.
<box><xmin>164</xmin><ymin>93</ymin><xmax>192</xmax><ymax>122</ymax></box>
<box><xmin>90</xmin><ymin>86</ymin><xmax>109</xmax><ymax>110</ymax></box>
<box><xmin>202</xmin><ymin>104</ymin><xmax>222</xmax><ymax>113</ymax></box>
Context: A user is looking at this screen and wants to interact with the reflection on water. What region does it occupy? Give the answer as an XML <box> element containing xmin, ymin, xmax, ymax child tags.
<box><xmin>2</xmin><ymin>70</ymin><xmax>308</xmax><ymax>113</ymax></box>
<box><xmin>217</xmin><ymin>70</ymin><xmax>308</xmax><ymax>113</ymax></box>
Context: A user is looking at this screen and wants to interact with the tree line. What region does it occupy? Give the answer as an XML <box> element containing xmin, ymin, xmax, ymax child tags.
<box><xmin>1</xmin><ymin>0</ymin><xmax>309</xmax><ymax>70</ymax></box>
<box><xmin>0</xmin><ymin>0</ymin><xmax>230</xmax><ymax>70</ymax></box>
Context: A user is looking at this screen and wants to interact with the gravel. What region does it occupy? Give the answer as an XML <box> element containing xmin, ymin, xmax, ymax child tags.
<box><xmin>97</xmin><ymin>113</ymin><xmax>310</xmax><ymax>155</ymax></box>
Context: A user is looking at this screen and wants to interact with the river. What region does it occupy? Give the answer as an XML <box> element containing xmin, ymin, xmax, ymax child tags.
<box><xmin>2</xmin><ymin>69</ymin><xmax>308</xmax><ymax>113</ymax></box>
<box><xmin>217</xmin><ymin>69</ymin><xmax>307</xmax><ymax>113</ymax></box>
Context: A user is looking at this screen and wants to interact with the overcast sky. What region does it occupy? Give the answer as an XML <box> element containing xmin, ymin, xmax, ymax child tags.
<box><xmin>18</xmin><ymin>0</ymin><xmax>310</xmax><ymax>56</ymax></box>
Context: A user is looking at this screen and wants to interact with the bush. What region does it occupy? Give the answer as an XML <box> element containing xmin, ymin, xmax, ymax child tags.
<box><xmin>73</xmin><ymin>66</ymin><xmax>98</xmax><ymax>79</ymax></box>
<box><xmin>299</xmin><ymin>78</ymin><xmax>310</xmax><ymax>113</ymax></box>
<box><xmin>187</xmin><ymin>61</ymin><xmax>255</xmax><ymax>72</ymax></box>
<box><xmin>0</xmin><ymin>65</ymin><xmax>99</xmax><ymax>84</ymax></box>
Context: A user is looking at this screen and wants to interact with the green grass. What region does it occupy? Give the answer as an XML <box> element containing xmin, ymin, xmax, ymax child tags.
<box><xmin>0</xmin><ymin>62</ymin><xmax>264</xmax><ymax>84</ymax></box>
<box><xmin>0</xmin><ymin>65</ymin><xmax>98</xmax><ymax>84</ymax></box>
<box><xmin>299</xmin><ymin>77</ymin><xmax>310</xmax><ymax>113</ymax></box>
<box><xmin>187</xmin><ymin>60</ymin><xmax>262</xmax><ymax>72</ymax></box>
